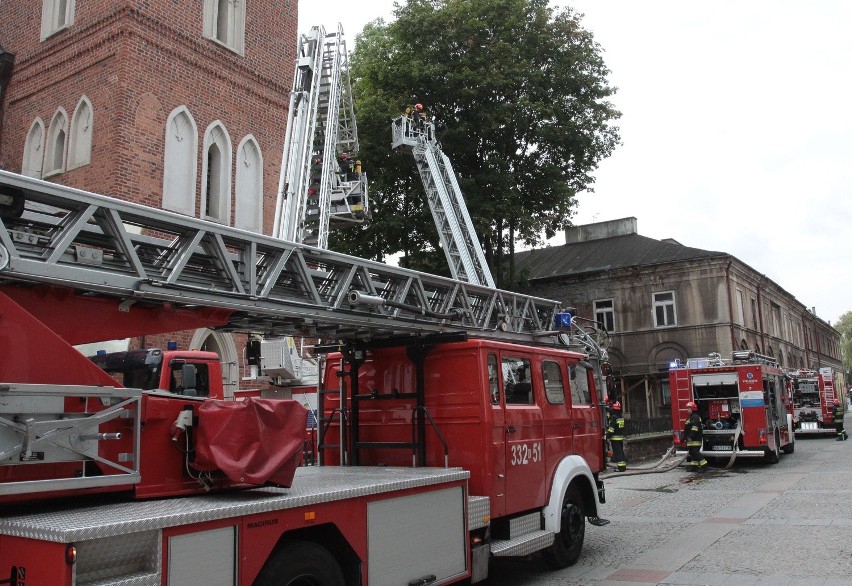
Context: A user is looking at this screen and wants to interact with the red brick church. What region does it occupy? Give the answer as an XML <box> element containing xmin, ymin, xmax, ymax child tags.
<box><xmin>0</xmin><ymin>0</ymin><xmax>298</xmax><ymax>393</ymax></box>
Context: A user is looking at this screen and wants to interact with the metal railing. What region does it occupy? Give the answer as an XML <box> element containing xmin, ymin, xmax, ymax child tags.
<box><xmin>624</xmin><ymin>415</ymin><xmax>672</xmax><ymax>436</ymax></box>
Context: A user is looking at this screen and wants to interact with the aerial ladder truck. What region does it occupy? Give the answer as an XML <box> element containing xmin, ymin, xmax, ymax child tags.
<box><xmin>273</xmin><ymin>24</ymin><xmax>368</xmax><ymax>250</ymax></box>
<box><xmin>0</xmin><ymin>169</ymin><xmax>610</xmax><ymax>585</ymax></box>
<box><xmin>249</xmin><ymin>24</ymin><xmax>368</xmax><ymax>401</ymax></box>
<box><xmin>392</xmin><ymin>114</ymin><xmax>494</xmax><ymax>288</ymax></box>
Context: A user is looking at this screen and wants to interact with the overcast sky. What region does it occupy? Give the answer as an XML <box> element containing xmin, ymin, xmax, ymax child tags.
<box><xmin>298</xmin><ymin>1</ymin><xmax>852</xmax><ymax>327</ymax></box>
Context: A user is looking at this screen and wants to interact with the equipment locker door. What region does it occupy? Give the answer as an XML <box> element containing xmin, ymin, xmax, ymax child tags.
<box><xmin>501</xmin><ymin>354</ymin><xmax>545</xmax><ymax>514</ymax></box>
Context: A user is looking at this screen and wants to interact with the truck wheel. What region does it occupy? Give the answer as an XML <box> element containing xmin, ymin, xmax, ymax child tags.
<box><xmin>544</xmin><ymin>486</ymin><xmax>585</xmax><ymax>568</ymax></box>
<box><xmin>254</xmin><ymin>540</ymin><xmax>345</xmax><ymax>586</ymax></box>
<box><xmin>781</xmin><ymin>436</ymin><xmax>795</xmax><ymax>454</ymax></box>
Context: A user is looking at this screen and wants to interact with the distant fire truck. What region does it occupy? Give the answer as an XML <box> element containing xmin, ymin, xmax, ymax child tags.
<box><xmin>670</xmin><ymin>351</ymin><xmax>795</xmax><ymax>463</ymax></box>
<box><xmin>788</xmin><ymin>367</ymin><xmax>838</xmax><ymax>435</ymax></box>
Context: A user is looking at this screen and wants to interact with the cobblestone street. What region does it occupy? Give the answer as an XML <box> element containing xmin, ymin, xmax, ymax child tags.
<box><xmin>486</xmin><ymin>435</ymin><xmax>852</xmax><ymax>585</ymax></box>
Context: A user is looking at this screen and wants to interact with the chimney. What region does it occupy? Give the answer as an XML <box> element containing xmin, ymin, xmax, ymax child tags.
<box><xmin>565</xmin><ymin>217</ymin><xmax>638</xmax><ymax>244</ymax></box>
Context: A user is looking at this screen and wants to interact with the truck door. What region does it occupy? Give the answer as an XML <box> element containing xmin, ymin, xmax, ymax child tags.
<box><xmin>501</xmin><ymin>354</ymin><xmax>545</xmax><ymax>514</ymax></box>
<box><xmin>568</xmin><ymin>361</ymin><xmax>603</xmax><ymax>472</ymax></box>
<box><xmin>488</xmin><ymin>353</ymin><xmax>507</xmax><ymax>518</ymax></box>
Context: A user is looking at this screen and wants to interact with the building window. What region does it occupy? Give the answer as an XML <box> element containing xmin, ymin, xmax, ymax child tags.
<box><xmin>41</xmin><ymin>0</ymin><xmax>75</xmax><ymax>39</ymax></box>
<box><xmin>234</xmin><ymin>135</ymin><xmax>263</xmax><ymax>232</ymax></box>
<box><xmin>653</xmin><ymin>291</ymin><xmax>676</xmax><ymax>328</ymax></box>
<box><xmin>163</xmin><ymin>107</ymin><xmax>198</xmax><ymax>216</ymax></box>
<box><xmin>770</xmin><ymin>303</ymin><xmax>781</xmax><ymax>337</ymax></box>
<box><xmin>203</xmin><ymin>0</ymin><xmax>246</xmax><ymax>54</ymax></box>
<box><xmin>22</xmin><ymin>118</ymin><xmax>45</xmax><ymax>178</ymax></box>
<box><xmin>43</xmin><ymin>108</ymin><xmax>69</xmax><ymax>177</ymax></box>
<box><xmin>201</xmin><ymin>121</ymin><xmax>232</xmax><ymax>224</ymax></box>
<box><xmin>750</xmin><ymin>297</ymin><xmax>758</xmax><ymax>329</ymax></box>
<box><xmin>660</xmin><ymin>374</ymin><xmax>671</xmax><ymax>407</ymax></box>
<box><xmin>67</xmin><ymin>96</ymin><xmax>93</xmax><ymax>170</ymax></box>
<box><xmin>736</xmin><ymin>289</ymin><xmax>745</xmax><ymax>325</ymax></box>
<box><xmin>594</xmin><ymin>298</ymin><xmax>615</xmax><ymax>333</ymax></box>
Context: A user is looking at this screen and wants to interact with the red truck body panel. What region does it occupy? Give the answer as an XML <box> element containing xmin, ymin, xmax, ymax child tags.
<box><xmin>321</xmin><ymin>340</ymin><xmax>604</xmax><ymax>519</ymax></box>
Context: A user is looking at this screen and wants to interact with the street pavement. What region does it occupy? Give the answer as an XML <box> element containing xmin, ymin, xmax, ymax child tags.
<box><xmin>486</xmin><ymin>435</ymin><xmax>852</xmax><ymax>585</ymax></box>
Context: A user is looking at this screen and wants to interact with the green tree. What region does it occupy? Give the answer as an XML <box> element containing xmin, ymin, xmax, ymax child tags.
<box><xmin>835</xmin><ymin>311</ymin><xmax>852</xmax><ymax>385</ymax></box>
<box><xmin>330</xmin><ymin>0</ymin><xmax>621</xmax><ymax>286</ymax></box>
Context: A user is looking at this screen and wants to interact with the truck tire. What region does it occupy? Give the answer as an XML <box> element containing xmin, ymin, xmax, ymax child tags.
<box><xmin>544</xmin><ymin>486</ymin><xmax>585</xmax><ymax>568</ymax></box>
<box><xmin>254</xmin><ymin>540</ymin><xmax>345</xmax><ymax>586</ymax></box>
<box><xmin>781</xmin><ymin>436</ymin><xmax>795</xmax><ymax>454</ymax></box>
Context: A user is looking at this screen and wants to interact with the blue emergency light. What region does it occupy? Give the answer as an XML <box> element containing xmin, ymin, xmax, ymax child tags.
<box><xmin>167</xmin><ymin>340</ymin><xmax>178</xmax><ymax>350</ymax></box>
<box><xmin>554</xmin><ymin>312</ymin><xmax>573</xmax><ymax>330</ymax></box>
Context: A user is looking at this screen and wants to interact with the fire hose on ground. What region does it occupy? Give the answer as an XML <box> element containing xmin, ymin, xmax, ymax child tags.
<box><xmin>600</xmin><ymin>421</ymin><xmax>744</xmax><ymax>479</ymax></box>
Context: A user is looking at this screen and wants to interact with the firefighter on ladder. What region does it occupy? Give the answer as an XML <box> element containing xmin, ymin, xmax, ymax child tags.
<box><xmin>833</xmin><ymin>399</ymin><xmax>848</xmax><ymax>441</ymax></box>
<box><xmin>683</xmin><ymin>401</ymin><xmax>708</xmax><ymax>472</ymax></box>
<box><xmin>607</xmin><ymin>401</ymin><xmax>627</xmax><ymax>472</ymax></box>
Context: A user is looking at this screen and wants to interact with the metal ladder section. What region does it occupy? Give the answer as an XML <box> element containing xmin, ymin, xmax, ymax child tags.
<box><xmin>273</xmin><ymin>24</ymin><xmax>367</xmax><ymax>249</ymax></box>
<box><xmin>391</xmin><ymin>117</ymin><xmax>495</xmax><ymax>288</ymax></box>
<box><xmin>0</xmin><ymin>170</ymin><xmax>562</xmax><ymax>345</ymax></box>
<box><xmin>0</xmin><ymin>383</ymin><xmax>142</xmax><ymax>496</ymax></box>
<box><xmin>671</xmin><ymin>367</ymin><xmax>692</xmax><ymax>436</ymax></box>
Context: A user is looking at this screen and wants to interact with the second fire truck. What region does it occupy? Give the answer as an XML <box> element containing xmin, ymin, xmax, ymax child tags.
<box><xmin>670</xmin><ymin>351</ymin><xmax>795</xmax><ymax>464</ymax></box>
<box><xmin>788</xmin><ymin>367</ymin><xmax>842</xmax><ymax>435</ymax></box>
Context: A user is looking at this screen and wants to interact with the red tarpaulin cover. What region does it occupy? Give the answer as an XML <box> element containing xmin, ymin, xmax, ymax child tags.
<box><xmin>194</xmin><ymin>398</ymin><xmax>307</xmax><ymax>487</ymax></box>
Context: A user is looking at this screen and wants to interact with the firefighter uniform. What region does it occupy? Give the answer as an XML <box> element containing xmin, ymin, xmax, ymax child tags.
<box><xmin>834</xmin><ymin>400</ymin><xmax>848</xmax><ymax>441</ymax></box>
<box><xmin>683</xmin><ymin>403</ymin><xmax>708</xmax><ymax>471</ymax></box>
<box><xmin>607</xmin><ymin>402</ymin><xmax>627</xmax><ymax>472</ymax></box>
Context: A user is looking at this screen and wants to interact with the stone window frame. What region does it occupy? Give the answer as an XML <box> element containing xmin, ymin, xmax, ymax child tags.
<box><xmin>41</xmin><ymin>0</ymin><xmax>76</xmax><ymax>40</ymax></box>
<box><xmin>67</xmin><ymin>95</ymin><xmax>93</xmax><ymax>170</ymax></box>
<box><xmin>234</xmin><ymin>135</ymin><xmax>263</xmax><ymax>233</ymax></box>
<box><xmin>22</xmin><ymin>118</ymin><xmax>46</xmax><ymax>178</ymax></box>
<box><xmin>203</xmin><ymin>0</ymin><xmax>246</xmax><ymax>55</ymax></box>
<box><xmin>43</xmin><ymin>107</ymin><xmax>69</xmax><ymax>178</ymax></box>
<box><xmin>163</xmin><ymin>106</ymin><xmax>198</xmax><ymax>216</ymax></box>
<box><xmin>200</xmin><ymin>121</ymin><xmax>233</xmax><ymax>225</ymax></box>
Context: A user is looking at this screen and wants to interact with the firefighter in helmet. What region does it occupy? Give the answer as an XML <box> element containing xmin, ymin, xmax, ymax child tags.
<box><xmin>413</xmin><ymin>102</ymin><xmax>426</xmax><ymax>130</ymax></box>
<box><xmin>683</xmin><ymin>401</ymin><xmax>708</xmax><ymax>472</ymax></box>
<box><xmin>607</xmin><ymin>401</ymin><xmax>626</xmax><ymax>472</ymax></box>
<box><xmin>833</xmin><ymin>398</ymin><xmax>848</xmax><ymax>441</ymax></box>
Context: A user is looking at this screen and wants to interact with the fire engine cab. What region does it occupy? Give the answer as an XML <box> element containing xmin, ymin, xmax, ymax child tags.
<box><xmin>670</xmin><ymin>351</ymin><xmax>795</xmax><ymax>464</ymax></box>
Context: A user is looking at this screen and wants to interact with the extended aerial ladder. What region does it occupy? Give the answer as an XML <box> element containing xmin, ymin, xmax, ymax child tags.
<box><xmin>273</xmin><ymin>24</ymin><xmax>367</xmax><ymax>249</ymax></box>
<box><xmin>0</xmin><ymin>170</ymin><xmax>565</xmax><ymax>349</ymax></box>
<box><xmin>0</xmin><ymin>169</ymin><xmax>614</xmax><ymax>494</ymax></box>
<box><xmin>392</xmin><ymin>116</ymin><xmax>495</xmax><ymax>288</ymax></box>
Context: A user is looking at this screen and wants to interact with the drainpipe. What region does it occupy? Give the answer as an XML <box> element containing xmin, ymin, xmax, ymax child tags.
<box><xmin>724</xmin><ymin>258</ymin><xmax>736</xmax><ymax>350</ymax></box>
<box><xmin>800</xmin><ymin>311</ymin><xmax>811</xmax><ymax>368</ymax></box>
<box><xmin>756</xmin><ymin>275</ymin><xmax>767</xmax><ymax>352</ymax></box>
<box><xmin>813</xmin><ymin>309</ymin><xmax>823</xmax><ymax>369</ymax></box>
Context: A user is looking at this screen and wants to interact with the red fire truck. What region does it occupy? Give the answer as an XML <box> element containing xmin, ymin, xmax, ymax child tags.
<box><xmin>0</xmin><ymin>170</ymin><xmax>609</xmax><ymax>584</ymax></box>
<box><xmin>788</xmin><ymin>368</ymin><xmax>837</xmax><ymax>435</ymax></box>
<box><xmin>670</xmin><ymin>351</ymin><xmax>795</xmax><ymax>464</ymax></box>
